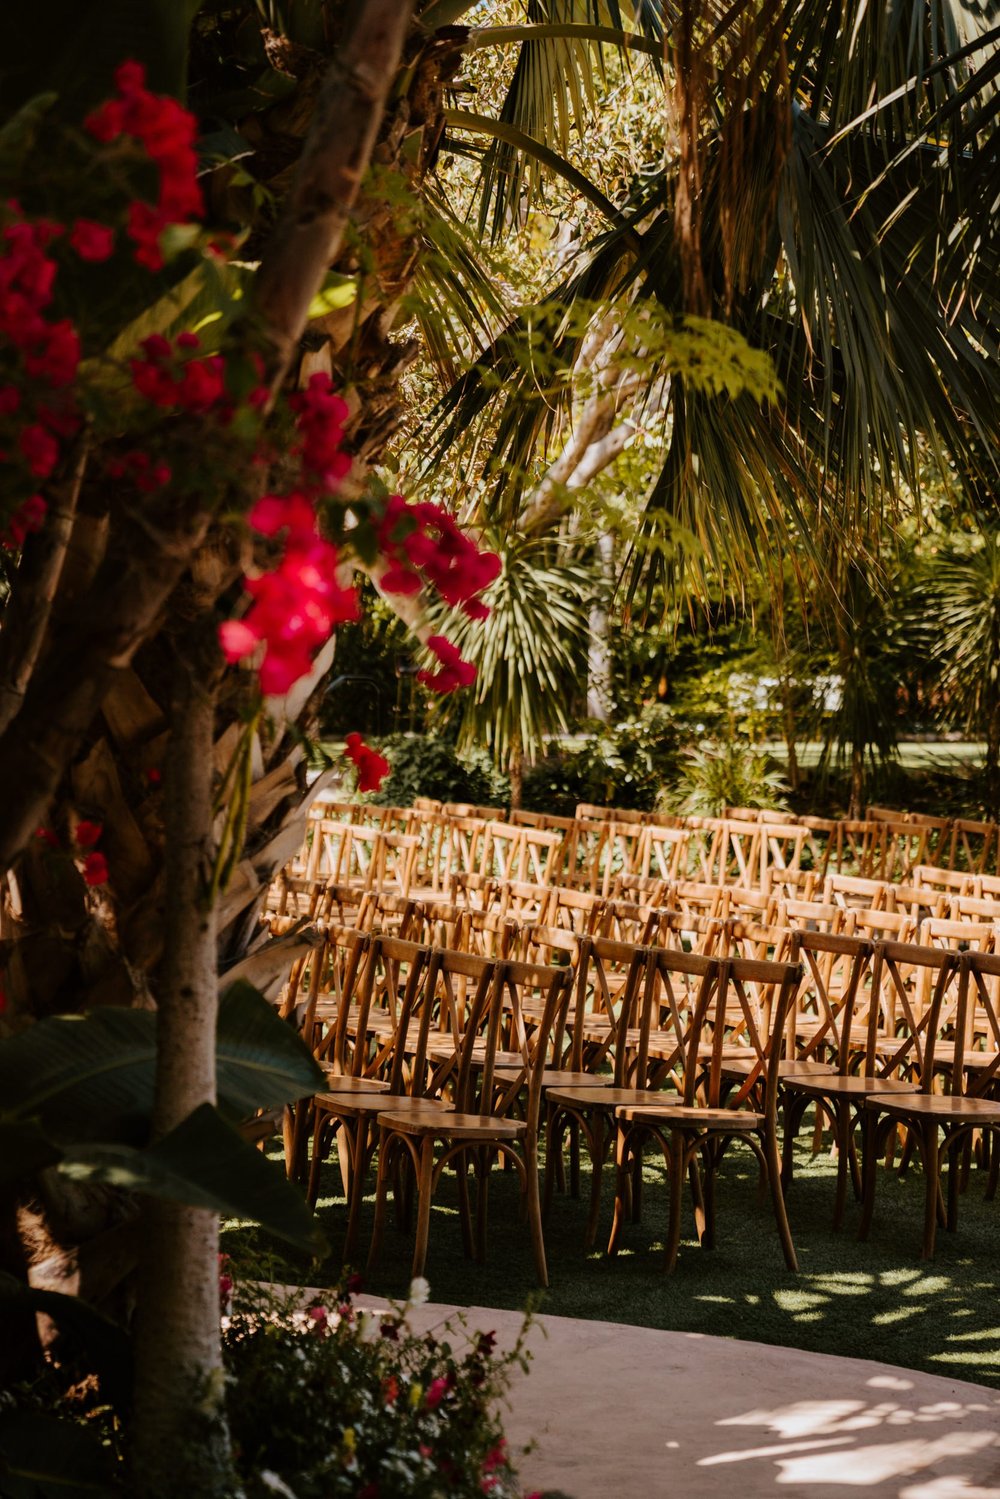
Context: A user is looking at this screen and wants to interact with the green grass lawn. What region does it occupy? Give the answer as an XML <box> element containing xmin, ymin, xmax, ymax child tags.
<box><xmin>223</xmin><ymin>1116</ymin><xmax>1000</xmax><ymax>1389</ymax></box>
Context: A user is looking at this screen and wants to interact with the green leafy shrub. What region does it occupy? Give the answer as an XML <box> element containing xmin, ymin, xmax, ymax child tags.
<box><xmin>669</xmin><ymin>739</ymin><xmax>789</xmax><ymax>817</ymax></box>
<box><xmin>370</xmin><ymin>734</ymin><xmax>509</xmax><ymax>808</ymax></box>
<box><xmin>523</xmin><ymin>706</ymin><xmax>681</xmax><ymax>813</ymax></box>
<box><xmin>224</xmin><ymin>1279</ymin><xmax>535</xmax><ymax>1499</ymax></box>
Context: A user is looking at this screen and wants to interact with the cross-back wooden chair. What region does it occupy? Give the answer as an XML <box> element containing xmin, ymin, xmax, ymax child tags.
<box><xmin>542</xmin><ymin>935</ymin><xmax>653</xmax><ymax>1241</ymax></box>
<box><xmin>858</xmin><ymin>948</ymin><xmax>1000</xmax><ymax>1257</ymax></box>
<box><xmin>637</xmin><ymin>823</ymin><xmax>691</xmax><ymax>885</ymax></box>
<box><xmin>782</xmin><ymin>938</ymin><xmax>943</xmax><ymax>1229</ymax></box>
<box><xmin>948</xmin><ymin>818</ymin><xmax>997</xmax><ymax>877</ymax></box>
<box><xmin>609</xmin><ymin>951</ymin><xmax>802</xmax><ymax>1271</ymax></box>
<box><xmin>368</xmin><ymin>955</ymin><xmax>571</xmax><ymax>1283</ymax></box>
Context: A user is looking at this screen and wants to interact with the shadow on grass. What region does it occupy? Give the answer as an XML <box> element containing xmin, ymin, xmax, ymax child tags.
<box><xmin>222</xmin><ymin>1117</ymin><xmax>1000</xmax><ymax>1390</ymax></box>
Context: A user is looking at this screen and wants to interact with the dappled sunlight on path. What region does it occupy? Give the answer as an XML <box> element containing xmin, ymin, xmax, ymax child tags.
<box><xmin>354</xmin><ymin>1301</ymin><xmax>1000</xmax><ymax>1499</ymax></box>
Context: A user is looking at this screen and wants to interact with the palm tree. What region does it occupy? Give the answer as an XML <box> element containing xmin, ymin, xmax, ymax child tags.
<box><xmin>427</xmin><ymin>537</ymin><xmax>592</xmax><ymax>805</ymax></box>
<box><xmin>429</xmin><ymin>3</ymin><xmax>1000</xmax><ymax>592</ymax></box>
<box><xmin>931</xmin><ymin>533</ymin><xmax>1000</xmax><ymax>817</ymax></box>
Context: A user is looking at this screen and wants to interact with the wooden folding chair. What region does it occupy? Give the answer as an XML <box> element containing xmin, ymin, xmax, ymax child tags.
<box><xmin>609</xmin><ymin>951</ymin><xmax>802</xmax><ymax>1271</ymax></box>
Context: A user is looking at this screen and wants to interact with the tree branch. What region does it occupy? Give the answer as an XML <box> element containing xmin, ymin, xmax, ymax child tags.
<box><xmin>0</xmin><ymin>442</ymin><xmax>87</xmax><ymax>737</ymax></box>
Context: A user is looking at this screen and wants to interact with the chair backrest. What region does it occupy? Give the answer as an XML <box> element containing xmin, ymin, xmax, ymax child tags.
<box><xmin>692</xmin><ymin>954</ymin><xmax>802</xmax><ymax>1115</ymax></box>
<box><xmin>949</xmin><ymin>818</ymin><xmax>996</xmax><ymax>876</ymax></box>
<box><xmin>401</xmin><ymin>945</ymin><xmax>497</xmax><ymax>1102</ymax></box>
<box><xmin>790</xmin><ymin>930</ymin><xmax>876</xmax><ymax>1069</ymax></box>
<box><xmin>822</xmin><ymin>872</ymin><xmax>890</xmax><ymax>910</ymax></box>
<box><xmin>953</xmin><ymin>950</ymin><xmax>1000</xmax><ymax>1098</ymax></box>
<box><xmin>912</xmin><ymin>863</ymin><xmax>974</xmax><ymax>896</ymax></box>
<box><xmin>487</xmin><ymin>959</ymin><xmax>574</xmax><ymax>1131</ymax></box>
<box><xmin>861</xmin><ymin>939</ymin><xmax>958</xmax><ymax>1081</ymax></box>
<box><xmin>637</xmin><ymin>823</ymin><xmax>691</xmax><ymax>884</ymax></box>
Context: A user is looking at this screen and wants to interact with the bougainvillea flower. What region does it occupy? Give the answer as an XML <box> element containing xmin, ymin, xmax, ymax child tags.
<box><xmin>82</xmin><ymin>851</ymin><xmax>109</xmax><ymax>886</ymax></box>
<box><xmin>344</xmin><ymin>732</ymin><xmax>390</xmax><ymax>793</ymax></box>
<box><xmin>418</xmin><ymin>635</ymin><xmax>477</xmax><ymax>695</ymax></box>
<box><xmin>69</xmin><ymin>219</ymin><xmax>115</xmax><ymax>262</ymax></box>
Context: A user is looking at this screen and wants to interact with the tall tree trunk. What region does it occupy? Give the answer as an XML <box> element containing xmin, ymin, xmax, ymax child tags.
<box><xmin>849</xmin><ymin>743</ymin><xmax>864</xmax><ymax>820</ymax></box>
<box><xmin>509</xmin><ymin>732</ymin><xmax>523</xmax><ymax>812</ymax></box>
<box><xmin>986</xmin><ymin>702</ymin><xmax>1000</xmax><ymax>821</ymax></box>
<box><xmin>781</xmin><ymin>675</ymin><xmax>800</xmax><ymax>794</ymax></box>
<box><xmin>586</xmin><ymin>530</ymin><xmax>615</xmax><ymax>723</ymax></box>
<box><xmin>132</xmin><ymin>645</ymin><xmax>232</xmax><ymax>1499</ymax></box>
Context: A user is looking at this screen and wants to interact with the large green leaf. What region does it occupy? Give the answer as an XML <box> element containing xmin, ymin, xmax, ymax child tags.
<box><xmin>216</xmin><ymin>980</ymin><xmax>325</xmax><ymax>1114</ymax></box>
<box><xmin>60</xmin><ymin>1104</ymin><xmax>324</xmax><ymax>1253</ymax></box>
<box><xmin>0</xmin><ymin>982</ymin><xmax>324</xmax><ymax>1144</ymax></box>
<box><xmin>0</xmin><ymin>1008</ymin><xmax>159</xmax><ymax>1145</ymax></box>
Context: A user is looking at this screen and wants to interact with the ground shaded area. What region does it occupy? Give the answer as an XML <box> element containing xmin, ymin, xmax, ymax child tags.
<box><xmin>222</xmin><ymin>1117</ymin><xmax>1000</xmax><ymax>1388</ymax></box>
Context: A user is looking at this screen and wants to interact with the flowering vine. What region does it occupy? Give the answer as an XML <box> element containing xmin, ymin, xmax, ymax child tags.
<box><xmin>1</xmin><ymin>62</ymin><xmax>500</xmax><ymax>807</ymax></box>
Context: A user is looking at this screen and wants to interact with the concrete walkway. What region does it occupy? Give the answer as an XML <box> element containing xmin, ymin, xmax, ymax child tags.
<box><xmin>357</xmin><ymin>1298</ymin><xmax>1000</xmax><ymax>1499</ymax></box>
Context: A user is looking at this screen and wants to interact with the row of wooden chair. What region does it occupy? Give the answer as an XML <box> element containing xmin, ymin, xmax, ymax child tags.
<box><xmin>274</xmin><ymin>892</ymin><xmax>1000</xmax><ymax>1279</ymax></box>
<box><xmin>298</xmin><ymin>797</ymin><xmax>1000</xmax><ymax>909</ymax></box>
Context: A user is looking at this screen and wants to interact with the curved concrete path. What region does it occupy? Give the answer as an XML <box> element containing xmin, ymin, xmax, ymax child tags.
<box><xmin>356</xmin><ymin>1298</ymin><xmax>1000</xmax><ymax>1499</ymax></box>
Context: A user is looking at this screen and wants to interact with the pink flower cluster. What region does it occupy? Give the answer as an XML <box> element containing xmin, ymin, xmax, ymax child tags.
<box><xmin>289</xmin><ymin>375</ymin><xmax>352</xmax><ymax>491</ymax></box>
<box><xmin>344</xmin><ymin>732</ymin><xmax>390</xmax><ymax>793</ymax></box>
<box><xmin>419</xmin><ymin>634</ymin><xmax>477</xmax><ymax>695</ymax></box>
<box><xmin>0</xmin><ymin>207</ymin><xmax>85</xmax><ymax>546</ymax></box>
<box><xmin>378</xmin><ymin>493</ymin><xmax>499</xmax><ymax>695</ymax></box>
<box><xmin>129</xmin><ymin>332</ymin><xmax>234</xmax><ymax>414</ymax></box>
<box><xmin>219</xmin><ymin>482</ymin><xmax>360</xmax><ymax>695</ymax></box>
<box><xmin>378</xmin><ymin>493</ymin><xmax>500</xmax><ymax>616</ymax></box>
<box><xmin>85</xmin><ymin>62</ymin><xmax>203</xmax><ymax>271</ymax></box>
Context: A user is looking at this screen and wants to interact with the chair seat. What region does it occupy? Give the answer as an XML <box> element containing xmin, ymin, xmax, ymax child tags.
<box><xmin>379</xmin><ymin>1110</ymin><xmax>525</xmax><ymax>1140</ymax></box>
<box><xmin>496</xmin><ymin>1067</ymin><xmax>613</xmax><ymax>1089</ymax></box>
<box><xmin>784</xmin><ymin>1073</ymin><xmax>919</xmax><ymax>1098</ymax></box>
<box><xmin>931</xmin><ymin>1043</ymin><xmax>1000</xmax><ymax>1069</ymax></box>
<box><xmin>316</xmin><ymin>1091</ymin><xmax>448</xmax><ymax>1118</ymax></box>
<box><xmin>722</xmin><ymin>1057</ymin><xmax>835</xmax><ymax>1079</ymax></box>
<box><xmin>862</xmin><ymin>1092</ymin><xmax>1000</xmax><ymax>1121</ymax></box>
<box><xmin>616</xmin><ymin>1103</ymin><xmax>764</xmax><ymax>1130</ymax></box>
<box><xmin>319</xmin><ymin>1073</ymin><xmax>388</xmax><ymax>1093</ymax></box>
<box><xmin>547</xmin><ymin>1085</ymin><xmax>674</xmax><ymax>1111</ymax></box>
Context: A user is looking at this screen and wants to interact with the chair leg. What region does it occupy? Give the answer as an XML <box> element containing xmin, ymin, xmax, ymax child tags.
<box><xmin>306</xmin><ymin>1112</ymin><xmax>329</xmax><ymax>1210</ymax></box>
<box><xmin>475</xmin><ymin>1147</ymin><xmax>491</xmax><ymax>1263</ymax></box>
<box><xmin>987</xmin><ymin>1129</ymin><xmax>1000</xmax><ymax>1202</ymax></box>
<box><xmin>367</xmin><ymin>1129</ymin><xmax>390</xmax><ymax>1274</ymax></box>
<box><xmin>525</xmin><ymin>1147</ymin><xmax>549</xmax><ymax>1288</ymax></box>
<box><xmin>858</xmin><ymin>1109</ymin><xmax>879</xmax><ymax>1242</ymax></box>
<box><xmin>832</xmin><ymin>1099</ymin><xmax>852</xmax><ymax>1231</ymax></box>
<box><xmin>343</xmin><ymin>1119</ymin><xmax>369</xmax><ymax>1265</ymax></box>
<box><xmin>946</xmin><ymin>1138</ymin><xmax>961</xmax><ymax>1234</ymax></box>
<box><xmin>456</xmin><ymin>1153</ymin><xmax>474</xmax><ymax>1259</ymax></box>
<box><xmin>664</xmin><ymin>1131</ymin><xmax>685</xmax><ymax>1274</ymax></box>
<box><xmin>763</xmin><ymin>1127</ymin><xmax>798</xmax><ymax>1272</ymax></box>
<box><xmin>921</xmin><ymin>1121</ymin><xmax>940</xmax><ymax>1260</ymax></box>
<box><xmin>608</xmin><ymin>1121</ymin><xmax>630</xmax><ymax>1257</ymax></box>
<box><xmin>328</xmin><ymin>1119</ymin><xmax>349</xmax><ymax>1196</ymax></box>
<box><xmin>584</xmin><ymin>1116</ymin><xmax>607</xmax><ymax>1248</ymax></box>
<box><xmin>569</xmin><ymin>1117</ymin><xmax>580</xmax><ymax>1199</ymax></box>
<box><xmin>411</xmin><ymin>1135</ymin><xmax>436</xmax><ymax>1280</ymax></box>
<box><xmin>542</xmin><ymin>1104</ymin><xmax>561</xmax><ymax>1219</ymax></box>
<box><xmin>698</xmin><ymin>1144</ymin><xmax>716</xmax><ymax>1250</ymax></box>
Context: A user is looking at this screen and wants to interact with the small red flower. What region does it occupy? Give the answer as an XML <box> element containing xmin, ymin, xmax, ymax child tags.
<box><xmin>74</xmin><ymin>820</ymin><xmax>103</xmax><ymax>849</ymax></box>
<box><xmin>35</xmin><ymin>826</ymin><xmax>59</xmax><ymax>849</ymax></box>
<box><xmin>424</xmin><ymin>1376</ymin><xmax>450</xmax><ymax>1410</ymax></box>
<box><xmin>69</xmin><ymin>219</ymin><xmax>115</xmax><ymax>262</ymax></box>
<box><xmin>18</xmin><ymin>423</ymin><xmax>58</xmax><ymax>478</ymax></box>
<box><xmin>82</xmin><ymin>851</ymin><xmax>109</xmax><ymax>886</ymax></box>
